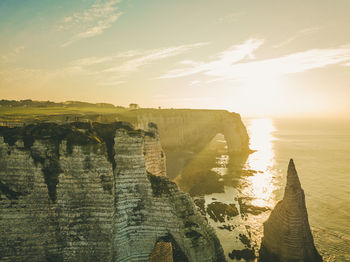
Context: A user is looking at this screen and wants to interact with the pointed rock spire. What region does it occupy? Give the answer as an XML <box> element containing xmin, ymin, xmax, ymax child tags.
<box><xmin>283</xmin><ymin>159</ymin><xmax>303</xmax><ymax>204</ymax></box>
<box><xmin>259</xmin><ymin>159</ymin><xmax>322</xmax><ymax>262</ymax></box>
<box><xmin>285</xmin><ymin>159</ymin><xmax>301</xmax><ymax>192</ymax></box>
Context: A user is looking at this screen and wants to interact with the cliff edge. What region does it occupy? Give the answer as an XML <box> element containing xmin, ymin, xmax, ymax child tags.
<box><xmin>0</xmin><ymin>122</ymin><xmax>225</xmax><ymax>262</ymax></box>
<box><xmin>259</xmin><ymin>159</ymin><xmax>322</xmax><ymax>262</ymax></box>
<box><xmin>0</xmin><ymin>105</ymin><xmax>250</xmax><ymax>179</ymax></box>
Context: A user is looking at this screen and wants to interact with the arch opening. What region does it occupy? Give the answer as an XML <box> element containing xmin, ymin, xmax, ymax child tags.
<box><xmin>149</xmin><ymin>234</ymin><xmax>189</xmax><ymax>262</ymax></box>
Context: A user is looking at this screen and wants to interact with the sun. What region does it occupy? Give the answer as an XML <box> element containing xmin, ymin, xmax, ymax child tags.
<box><xmin>238</xmin><ymin>76</ymin><xmax>287</xmax><ymax>116</ymax></box>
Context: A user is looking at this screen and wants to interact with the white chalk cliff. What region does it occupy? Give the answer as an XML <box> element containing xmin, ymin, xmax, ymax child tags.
<box><xmin>0</xmin><ymin>122</ymin><xmax>226</xmax><ymax>262</ymax></box>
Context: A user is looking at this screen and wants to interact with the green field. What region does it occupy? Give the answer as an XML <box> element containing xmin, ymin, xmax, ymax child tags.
<box><xmin>0</xmin><ymin>100</ymin><xmax>227</xmax><ymax>125</ymax></box>
<box><xmin>0</xmin><ymin>104</ymin><xmax>133</xmax><ymax>124</ymax></box>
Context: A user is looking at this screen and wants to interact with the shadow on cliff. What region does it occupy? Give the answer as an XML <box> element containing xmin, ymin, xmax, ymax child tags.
<box><xmin>174</xmin><ymin>133</ymin><xmax>250</xmax><ymax>197</ymax></box>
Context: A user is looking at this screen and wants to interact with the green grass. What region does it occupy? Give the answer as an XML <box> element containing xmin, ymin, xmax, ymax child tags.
<box><xmin>0</xmin><ymin>106</ymin><xmax>131</xmax><ymax>123</ymax></box>
<box><xmin>0</xmin><ymin>106</ymin><xmax>127</xmax><ymax>116</ymax></box>
<box><xmin>0</xmin><ymin>105</ymin><xmax>229</xmax><ymax>124</ymax></box>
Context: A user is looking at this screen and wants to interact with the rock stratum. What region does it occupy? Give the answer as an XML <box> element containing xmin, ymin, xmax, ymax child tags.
<box><xmin>121</xmin><ymin>109</ymin><xmax>250</xmax><ymax>179</ymax></box>
<box><xmin>259</xmin><ymin>159</ymin><xmax>322</xmax><ymax>262</ymax></box>
<box><xmin>0</xmin><ymin>122</ymin><xmax>225</xmax><ymax>262</ymax></box>
<box><xmin>127</xmin><ymin>109</ymin><xmax>249</xmax><ymax>154</ymax></box>
<box><xmin>1</xmin><ymin>107</ymin><xmax>250</xmax><ymax>179</ymax></box>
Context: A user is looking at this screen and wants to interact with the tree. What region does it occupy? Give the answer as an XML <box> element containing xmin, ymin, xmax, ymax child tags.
<box><xmin>129</xmin><ymin>103</ymin><xmax>140</xmax><ymax>109</ymax></box>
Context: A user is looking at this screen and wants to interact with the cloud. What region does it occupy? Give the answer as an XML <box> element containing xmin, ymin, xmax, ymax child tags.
<box><xmin>159</xmin><ymin>39</ymin><xmax>350</xmax><ymax>82</ymax></box>
<box><xmin>102</xmin><ymin>42</ymin><xmax>208</xmax><ymax>74</ymax></box>
<box><xmin>273</xmin><ymin>27</ymin><xmax>319</xmax><ymax>48</ymax></box>
<box><xmin>59</xmin><ymin>0</ymin><xmax>122</xmax><ymax>47</ymax></box>
<box><xmin>215</xmin><ymin>11</ymin><xmax>246</xmax><ymax>24</ymax></box>
<box><xmin>70</xmin><ymin>43</ymin><xmax>208</xmax><ymax>78</ymax></box>
<box><xmin>189</xmin><ymin>80</ymin><xmax>201</xmax><ymax>86</ymax></box>
<box><xmin>70</xmin><ymin>50</ymin><xmax>146</xmax><ymax>67</ymax></box>
<box><xmin>1</xmin><ymin>46</ymin><xmax>24</xmax><ymax>63</ymax></box>
<box><xmin>68</xmin><ymin>42</ymin><xmax>208</xmax><ymax>85</ymax></box>
<box><xmin>0</xmin><ymin>67</ymin><xmax>58</xmax><ymax>89</ymax></box>
<box><xmin>159</xmin><ymin>39</ymin><xmax>263</xmax><ymax>79</ymax></box>
<box><xmin>1</xmin><ymin>42</ymin><xmax>207</xmax><ymax>89</ymax></box>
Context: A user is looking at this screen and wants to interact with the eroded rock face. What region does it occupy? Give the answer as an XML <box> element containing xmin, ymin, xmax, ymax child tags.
<box><xmin>143</xmin><ymin>122</ymin><xmax>166</xmax><ymax>177</ymax></box>
<box><xmin>131</xmin><ymin>109</ymin><xmax>249</xmax><ymax>154</ymax></box>
<box><xmin>0</xmin><ymin>122</ymin><xmax>225</xmax><ymax>262</ymax></box>
<box><xmin>113</xmin><ymin>128</ymin><xmax>225</xmax><ymax>262</ymax></box>
<box><xmin>0</xmin><ymin>109</ymin><xmax>250</xmax><ymax>179</ymax></box>
<box><xmin>123</xmin><ymin>109</ymin><xmax>250</xmax><ymax>178</ymax></box>
<box><xmin>259</xmin><ymin>159</ymin><xmax>322</xmax><ymax>262</ymax></box>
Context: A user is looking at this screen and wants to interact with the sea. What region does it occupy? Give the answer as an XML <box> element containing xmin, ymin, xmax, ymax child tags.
<box><xmin>240</xmin><ymin>118</ymin><xmax>350</xmax><ymax>261</ymax></box>
<box><xmin>178</xmin><ymin>117</ymin><xmax>350</xmax><ymax>261</ymax></box>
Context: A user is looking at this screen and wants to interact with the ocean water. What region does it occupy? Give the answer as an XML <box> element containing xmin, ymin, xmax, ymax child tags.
<box><xmin>241</xmin><ymin>118</ymin><xmax>350</xmax><ymax>261</ymax></box>
<box><xmin>177</xmin><ymin>117</ymin><xmax>349</xmax><ymax>261</ymax></box>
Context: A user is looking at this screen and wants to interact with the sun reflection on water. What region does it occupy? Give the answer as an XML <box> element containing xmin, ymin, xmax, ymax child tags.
<box><xmin>242</xmin><ymin>118</ymin><xmax>278</xmax><ymax>208</ymax></box>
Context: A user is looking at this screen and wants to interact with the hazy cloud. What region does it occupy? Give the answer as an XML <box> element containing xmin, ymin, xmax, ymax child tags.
<box><xmin>159</xmin><ymin>39</ymin><xmax>263</xmax><ymax>79</ymax></box>
<box><xmin>273</xmin><ymin>27</ymin><xmax>319</xmax><ymax>48</ymax></box>
<box><xmin>102</xmin><ymin>43</ymin><xmax>208</xmax><ymax>74</ymax></box>
<box><xmin>0</xmin><ymin>67</ymin><xmax>59</xmax><ymax>89</ymax></box>
<box><xmin>59</xmin><ymin>0</ymin><xmax>122</xmax><ymax>47</ymax></box>
<box><xmin>1</xmin><ymin>46</ymin><xmax>24</xmax><ymax>63</ymax></box>
<box><xmin>1</xmin><ymin>42</ymin><xmax>207</xmax><ymax>89</ymax></box>
<box><xmin>70</xmin><ymin>50</ymin><xmax>147</xmax><ymax>68</ymax></box>
<box><xmin>189</xmin><ymin>80</ymin><xmax>201</xmax><ymax>86</ymax></box>
<box><xmin>159</xmin><ymin>40</ymin><xmax>350</xmax><ymax>82</ymax></box>
<box><xmin>215</xmin><ymin>11</ymin><xmax>246</xmax><ymax>24</ymax></box>
<box><xmin>68</xmin><ymin>42</ymin><xmax>208</xmax><ymax>85</ymax></box>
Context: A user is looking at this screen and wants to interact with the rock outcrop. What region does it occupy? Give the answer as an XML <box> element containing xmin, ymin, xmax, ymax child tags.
<box><xmin>118</xmin><ymin>109</ymin><xmax>250</xmax><ymax>178</ymax></box>
<box><xmin>259</xmin><ymin>159</ymin><xmax>322</xmax><ymax>262</ymax></box>
<box><xmin>128</xmin><ymin>109</ymin><xmax>249</xmax><ymax>155</ymax></box>
<box><xmin>0</xmin><ymin>122</ymin><xmax>225</xmax><ymax>262</ymax></box>
<box><xmin>0</xmin><ymin>107</ymin><xmax>250</xmax><ymax>179</ymax></box>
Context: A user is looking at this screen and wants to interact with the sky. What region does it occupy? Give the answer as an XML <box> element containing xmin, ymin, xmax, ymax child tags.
<box><xmin>0</xmin><ymin>0</ymin><xmax>350</xmax><ymax>117</ymax></box>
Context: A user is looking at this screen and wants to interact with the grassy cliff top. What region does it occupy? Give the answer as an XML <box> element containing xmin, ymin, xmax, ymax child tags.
<box><xmin>0</xmin><ymin>99</ymin><xmax>237</xmax><ymax>124</ymax></box>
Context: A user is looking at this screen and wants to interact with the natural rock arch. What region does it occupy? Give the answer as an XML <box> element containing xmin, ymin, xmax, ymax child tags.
<box><xmin>117</xmin><ymin>109</ymin><xmax>250</xmax><ymax>178</ymax></box>
<box><xmin>129</xmin><ymin>109</ymin><xmax>249</xmax><ymax>155</ymax></box>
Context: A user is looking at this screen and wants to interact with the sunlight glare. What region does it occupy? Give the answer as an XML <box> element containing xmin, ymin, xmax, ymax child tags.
<box><xmin>236</xmin><ymin>76</ymin><xmax>287</xmax><ymax>117</ymax></box>
<box><xmin>242</xmin><ymin>118</ymin><xmax>277</xmax><ymax>208</ymax></box>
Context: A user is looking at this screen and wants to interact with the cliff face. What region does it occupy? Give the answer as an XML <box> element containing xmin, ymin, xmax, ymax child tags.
<box><xmin>118</xmin><ymin>109</ymin><xmax>249</xmax><ymax>178</ymax></box>
<box><xmin>129</xmin><ymin>109</ymin><xmax>249</xmax><ymax>155</ymax></box>
<box><xmin>259</xmin><ymin>159</ymin><xmax>322</xmax><ymax>262</ymax></box>
<box><xmin>0</xmin><ymin>132</ymin><xmax>115</xmax><ymax>261</ymax></box>
<box><xmin>0</xmin><ymin>108</ymin><xmax>249</xmax><ymax>179</ymax></box>
<box><xmin>0</xmin><ymin>122</ymin><xmax>225</xmax><ymax>262</ymax></box>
